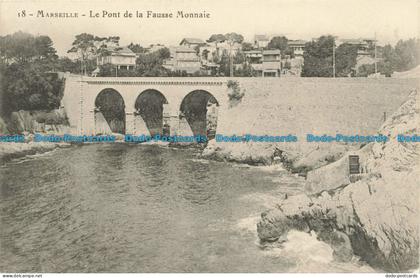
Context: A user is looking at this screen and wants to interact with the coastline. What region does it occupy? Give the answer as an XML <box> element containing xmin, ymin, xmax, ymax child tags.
<box><xmin>0</xmin><ymin>141</ymin><xmax>70</xmax><ymax>163</ymax></box>
<box><xmin>1</xmin><ymin>89</ymin><xmax>418</xmax><ymax>272</ymax></box>
<box><xmin>256</xmin><ymin>90</ymin><xmax>419</xmax><ymax>272</ymax></box>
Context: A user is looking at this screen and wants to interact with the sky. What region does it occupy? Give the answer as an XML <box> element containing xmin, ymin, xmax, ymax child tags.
<box><xmin>0</xmin><ymin>0</ymin><xmax>419</xmax><ymax>56</ymax></box>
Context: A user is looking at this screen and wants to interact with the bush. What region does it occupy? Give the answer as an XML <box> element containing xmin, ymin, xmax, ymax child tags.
<box><xmin>35</xmin><ymin>112</ymin><xmax>48</xmax><ymax>123</ymax></box>
<box><xmin>227</xmin><ymin>80</ymin><xmax>245</xmax><ymax>107</ymax></box>
<box><xmin>35</xmin><ymin>111</ymin><xmax>67</xmax><ymax>125</ymax></box>
<box><xmin>2</xmin><ymin>64</ymin><xmax>65</xmax><ymax>113</ymax></box>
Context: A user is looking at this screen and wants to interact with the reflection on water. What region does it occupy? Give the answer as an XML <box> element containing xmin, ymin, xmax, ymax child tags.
<box><xmin>0</xmin><ymin>144</ymin><xmax>371</xmax><ymax>272</ymax></box>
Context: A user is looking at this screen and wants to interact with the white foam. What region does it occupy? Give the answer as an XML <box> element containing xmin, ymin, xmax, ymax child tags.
<box><xmin>239</xmin><ymin>192</ymin><xmax>285</xmax><ymax>208</ymax></box>
<box><xmin>189</xmin><ymin>158</ymin><xmax>210</xmax><ymax>164</ymax></box>
<box><xmin>254</xmin><ymin>164</ymin><xmax>287</xmax><ymax>172</ymax></box>
<box><xmin>262</xmin><ymin>230</ymin><xmax>375</xmax><ymax>272</ymax></box>
<box><xmin>262</xmin><ymin>231</ymin><xmax>333</xmax><ymax>261</ymax></box>
<box><xmin>236</xmin><ymin>215</ymin><xmax>259</xmax><ymax>234</ymax></box>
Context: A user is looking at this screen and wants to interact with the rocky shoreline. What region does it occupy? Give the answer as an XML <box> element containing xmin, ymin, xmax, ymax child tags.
<box><xmin>202</xmin><ymin>139</ymin><xmax>359</xmax><ymax>175</ymax></box>
<box><xmin>0</xmin><ymin>141</ymin><xmax>71</xmax><ymax>163</ymax></box>
<box><xmin>1</xmin><ymin>87</ymin><xmax>418</xmax><ymax>272</ymax></box>
<box><xmin>256</xmin><ymin>90</ymin><xmax>419</xmax><ymax>272</ymax></box>
<box><xmin>0</xmin><ymin>135</ymin><xmax>206</xmax><ymax>164</ymax></box>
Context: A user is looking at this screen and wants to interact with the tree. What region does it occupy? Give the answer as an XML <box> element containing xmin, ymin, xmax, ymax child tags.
<box><xmin>135</xmin><ymin>47</ymin><xmax>171</xmax><ymax>77</ymax></box>
<box><xmin>356</xmin><ymin>38</ymin><xmax>420</xmax><ymax>76</ymax></box>
<box><xmin>2</xmin><ymin>63</ymin><xmax>64</xmax><ymax>113</ymax></box>
<box><xmin>234</xmin><ymin>61</ymin><xmax>252</xmax><ymax>77</ymax></box>
<box><xmin>208</xmin><ymin>34</ymin><xmax>226</xmax><ymax>43</ymax></box>
<box><xmin>0</xmin><ymin>32</ymin><xmax>35</xmax><ymax>63</ymax></box>
<box><xmin>97</xmin><ymin>63</ymin><xmax>115</xmax><ymax>77</ymax></box>
<box><xmin>68</xmin><ymin>33</ymin><xmax>121</xmax><ymax>75</ymax></box>
<box><xmin>201</xmin><ymin>49</ymin><xmax>210</xmax><ymax>60</ymax></box>
<box><xmin>0</xmin><ymin>32</ymin><xmax>64</xmax><ymax>115</ymax></box>
<box><xmin>224</xmin><ymin>33</ymin><xmax>244</xmax><ymax>77</ymax></box>
<box><xmin>68</xmin><ymin>33</ymin><xmax>96</xmax><ymax>75</ymax></box>
<box><xmin>227</xmin><ymin>80</ymin><xmax>245</xmax><ymax>108</ymax></box>
<box><xmin>225</xmin><ymin>33</ymin><xmax>244</xmax><ymax>44</ymax></box>
<box><xmin>393</xmin><ymin>39</ymin><xmax>419</xmax><ymax>71</ymax></box>
<box><xmin>356</xmin><ymin>61</ymin><xmax>393</xmax><ymax>77</ymax></box>
<box><xmin>335</xmin><ymin>43</ymin><xmax>359</xmax><ymax>77</ymax></box>
<box><xmin>157</xmin><ymin>47</ymin><xmax>170</xmax><ymax>59</ymax></box>
<box><xmin>241</xmin><ymin>42</ymin><xmax>254</xmax><ymax>51</ymax></box>
<box><xmin>301</xmin><ymin>35</ymin><xmax>335</xmax><ymax>77</ymax></box>
<box><xmin>34</xmin><ymin>35</ymin><xmax>57</xmax><ymax>60</ymax></box>
<box><xmin>268</xmin><ymin>36</ymin><xmax>288</xmax><ymax>50</ymax></box>
<box><xmin>218</xmin><ymin>50</ymin><xmax>230</xmax><ymax>76</ymax></box>
<box><xmin>55</xmin><ymin>57</ymin><xmax>81</xmax><ymax>74</ymax></box>
<box><xmin>127</xmin><ymin>43</ymin><xmax>145</xmax><ymax>54</ymax></box>
<box><xmin>0</xmin><ymin>32</ymin><xmax>57</xmax><ymax>64</ymax></box>
<box><xmin>267</xmin><ymin>36</ymin><xmax>294</xmax><ymax>57</ymax></box>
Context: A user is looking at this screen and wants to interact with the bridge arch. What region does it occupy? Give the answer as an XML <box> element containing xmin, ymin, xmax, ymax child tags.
<box><xmin>134</xmin><ymin>89</ymin><xmax>169</xmax><ymax>136</ymax></box>
<box><xmin>179</xmin><ymin>90</ymin><xmax>219</xmax><ymax>139</ymax></box>
<box><xmin>94</xmin><ymin>88</ymin><xmax>126</xmax><ymax>134</ymax></box>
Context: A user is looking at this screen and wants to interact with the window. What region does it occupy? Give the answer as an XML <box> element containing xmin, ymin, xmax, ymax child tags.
<box><xmin>349</xmin><ymin>155</ymin><xmax>360</xmax><ymax>174</ymax></box>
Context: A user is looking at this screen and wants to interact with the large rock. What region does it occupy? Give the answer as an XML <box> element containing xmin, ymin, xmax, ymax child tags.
<box><xmin>0</xmin><ymin>116</ymin><xmax>8</xmax><ymax>133</ymax></box>
<box><xmin>6</xmin><ymin>109</ymin><xmax>69</xmax><ymax>134</ymax></box>
<box><xmin>257</xmin><ymin>90</ymin><xmax>419</xmax><ymax>272</ymax></box>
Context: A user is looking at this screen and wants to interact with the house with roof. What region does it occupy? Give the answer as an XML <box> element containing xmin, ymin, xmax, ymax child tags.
<box><xmin>337</xmin><ymin>38</ymin><xmax>376</xmax><ymax>56</ymax></box>
<box><xmin>163</xmin><ymin>46</ymin><xmax>201</xmax><ymax>74</ymax></box>
<box><xmin>199</xmin><ymin>40</ymin><xmax>242</xmax><ymax>62</ymax></box>
<box><xmin>97</xmin><ymin>46</ymin><xmax>137</xmax><ymax>70</ymax></box>
<box><xmin>254</xmin><ymin>35</ymin><xmax>270</xmax><ymax>49</ymax></box>
<box><xmin>261</xmin><ymin>49</ymin><xmax>281</xmax><ymax>77</ymax></box>
<box><xmin>288</xmin><ymin>40</ymin><xmax>307</xmax><ymax>56</ymax></box>
<box><xmin>244</xmin><ymin>49</ymin><xmax>281</xmax><ymax>77</ymax></box>
<box><xmin>180</xmin><ymin>38</ymin><xmax>206</xmax><ymax>49</ymax></box>
<box><xmin>244</xmin><ymin>50</ymin><xmax>263</xmax><ymax>64</ymax></box>
<box><xmin>354</xmin><ymin>55</ymin><xmax>380</xmax><ymax>75</ymax></box>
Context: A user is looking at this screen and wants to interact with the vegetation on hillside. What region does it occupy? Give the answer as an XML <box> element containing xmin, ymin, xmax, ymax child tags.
<box><xmin>0</xmin><ymin>32</ymin><xmax>64</xmax><ymax>117</ymax></box>
<box><xmin>302</xmin><ymin>35</ymin><xmax>420</xmax><ymax>77</ymax></box>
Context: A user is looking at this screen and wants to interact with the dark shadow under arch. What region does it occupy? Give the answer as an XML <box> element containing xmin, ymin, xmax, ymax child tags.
<box><xmin>180</xmin><ymin>90</ymin><xmax>219</xmax><ymax>139</ymax></box>
<box><xmin>135</xmin><ymin>89</ymin><xmax>169</xmax><ymax>136</ymax></box>
<box><xmin>95</xmin><ymin>88</ymin><xmax>126</xmax><ymax>134</ymax></box>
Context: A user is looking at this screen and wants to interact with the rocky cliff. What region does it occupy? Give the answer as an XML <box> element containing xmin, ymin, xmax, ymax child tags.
<box><xmin>0</xmin><ymin>109</ymin><xmax>71</xmax><ymax>162</ymax></box>
<box><xmin>5</xmin><ymin>109</ymin><xmax>70</xmax><ymax>134</ymax></box>
<box><xmin>257</xmin><ymin>90</ymin><xmax>419</xmax><ymax>272</ymax></box>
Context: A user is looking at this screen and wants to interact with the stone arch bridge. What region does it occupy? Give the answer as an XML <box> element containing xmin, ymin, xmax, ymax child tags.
<box><xmin>62</xmin><ymin>76</ymin><xmax>229</xmax><ymax>137</ymax></box>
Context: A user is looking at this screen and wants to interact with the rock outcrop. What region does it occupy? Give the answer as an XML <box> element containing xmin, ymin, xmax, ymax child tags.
<box><xmin>0</xmin><ymin>109</ymin><xmax>72</xmax><ymax>162</ymax></box>
<box><xmin>6</xmin><ymin>109</ymin><xmax>70</xmax><ymax>134</ymax></box>
<box><xmin>0</xmin><ymin>141</ymin><xmax>69</xmax><ymax>163</ymax></box>
<box><xmin>257</xmin><ymin>90</ymin><xmax>419</xmax><ymax>272</ymax></box>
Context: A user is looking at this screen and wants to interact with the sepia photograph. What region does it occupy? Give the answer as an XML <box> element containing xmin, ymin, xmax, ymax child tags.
<box><xmin>0</xmin><ymin>0</ymin><xmax>419</xmax><ymax>276</ymax></box>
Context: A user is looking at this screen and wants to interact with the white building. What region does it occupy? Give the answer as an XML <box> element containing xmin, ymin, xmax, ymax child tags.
<box><xmin>244</xmin><ymin>49</ymin><xmax>281</xmax><ymax>77</ymax></box>
<box><xmin>288</xmin><ymin>40</ymin><xmax>307</xmax><ymax>56</ymax></box>
<box><xmin>97</xmin><ymin>47</ymin><xmax>137</xmax><ymax>70</ymax></box>
<box><xmin>254</xmin><ymin>35</ymin><xmax>270</xmax><ymax>49</ymax></box>
<box><xmin>163</xmin><ymin>46</ymin><xmax>201</xmax><ymax>74</ymax></box>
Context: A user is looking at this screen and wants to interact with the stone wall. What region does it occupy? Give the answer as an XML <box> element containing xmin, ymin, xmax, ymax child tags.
<box><xmin>204</xmin><ymin>77</ymin><xmax>419</xmax><ymax>170</ymax></box>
